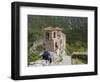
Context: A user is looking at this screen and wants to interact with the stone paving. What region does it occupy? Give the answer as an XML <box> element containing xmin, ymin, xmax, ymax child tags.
<box><xmin>29</xmin><ymin>56</ymin><xmax>72</xmax><ymax>66</ymax></box>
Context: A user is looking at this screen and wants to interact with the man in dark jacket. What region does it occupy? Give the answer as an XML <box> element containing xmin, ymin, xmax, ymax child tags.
<box><xmin>42</xmin><ymin>49</ymin><xmax>52</xmax><ymax>64</ymax></box>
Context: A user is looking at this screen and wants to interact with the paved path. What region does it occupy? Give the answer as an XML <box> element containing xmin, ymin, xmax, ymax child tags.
<box><xmin>29</xmin><ymin>56</ymin><xmax>72</xmax><ymax>66</ymax></box>
<box><xmin>62</xmin><ymin>56</ymin><xmax>72</xmax><ymax>65</ymax></box>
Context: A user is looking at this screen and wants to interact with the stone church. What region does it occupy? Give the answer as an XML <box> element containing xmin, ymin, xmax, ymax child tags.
<box><xmin>44</xmin><ymin>27</ymin><xmax>66</xmax><ymax>57</ymax></box>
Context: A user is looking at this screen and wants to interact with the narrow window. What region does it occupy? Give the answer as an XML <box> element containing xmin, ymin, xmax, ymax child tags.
<box><xmin>46</xmin><ymin>32</ymin><xmax>49</xmax><ymax>40</ymax></box>
<box><xmin>54</xmin><ymin>32</ymin><xmax>56</xmax><ymax>38</ymax></box>
<box><xmin>55</xmin><ymin>42</ymin><xmax>58</xmax><ymax>49</ymax></box>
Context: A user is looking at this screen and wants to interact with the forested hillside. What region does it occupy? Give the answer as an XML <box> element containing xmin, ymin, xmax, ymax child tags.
<box><xmin>28</xmin><ymin>15</ymin><xmax>87</xmax><ymax>64</ymax></box>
